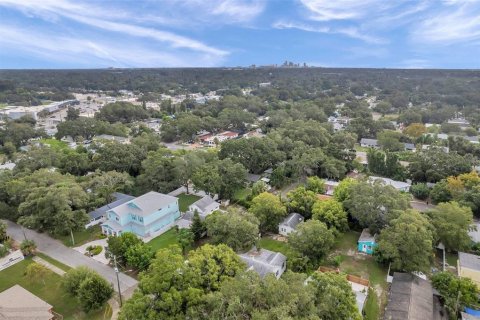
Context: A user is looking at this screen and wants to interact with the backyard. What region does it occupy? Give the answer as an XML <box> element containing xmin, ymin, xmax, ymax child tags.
<box><xmin>147</xmin><ymin>228</ymin><xmax>180</xmax><ymax>252</ymax></box>
<box><xmin>177</xmin><ymin>193</ymin><xmax>201</xmax><ymax>212</ymax></box>
<box><xmin>0</xmin><ymin>258</ymin><xmax>111</xmax><ymax>320</ymax></box>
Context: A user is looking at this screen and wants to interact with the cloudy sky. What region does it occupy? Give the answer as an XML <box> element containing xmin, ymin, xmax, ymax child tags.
<box><xmin>1</xmin><ymin>0</ymin><xmax>480</xmax><ymax>69</ymax></box>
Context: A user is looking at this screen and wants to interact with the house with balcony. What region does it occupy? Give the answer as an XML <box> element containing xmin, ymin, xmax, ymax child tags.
<box><xmin>101</xmin><ymin>191</ymin><xmax>180</xmax><ymax>238</ymax></box>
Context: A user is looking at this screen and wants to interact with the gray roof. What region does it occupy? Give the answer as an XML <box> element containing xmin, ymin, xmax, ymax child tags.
<box><xmin>370</xmin><ymin>176</ymin><xmax>411</xmax><ymax>190</ymax></box>
<box><xmin>404</xmin><ymin>143</ymin><xmax>415</xmax><ymax>150</ymax></box>
<box><xmin>280</xmin><ymin>213</ymin><xmax>304</xmax><ymax>229</ymax></box>
<box><xmin>384</xmin><ymin>272</ymin><xmax>433</xmax><ymax>320</ymax></box>
<box><xmin>247</xmin><ymin>173</ymin><xmax>261</xmax><ymax>183</ymax></box>
<box><xmin>360</xmin><ymin>138</ymin><xmax>378</xmax><ymax>146</ymax></box>
<box><xmin>190</xmin><ymin>196</ymin><xmax>217</xmax><ymax>212</ymax></box>
<box><xmin>239</xmin><ymin>248</ymin><xmax>286</xmax><ymax>279</ymax></box>
<box><xmin>358</xmin><ymin>229</ymin><xmax>375</xmax><ymax>242</ymax></box>
<box><xmin>89</xmin><ymin>193</ymin><xmax>135</xmax><ymax>220</ymax></box>
<box><xmin>109</xmin><ymin>191</ymin><xmax>178</xmax><ymax>218</ymax></box>
<box><xmin>0</xmin><ymin>285</ymin><xmax>53</xmax><ymax>320</ymax></box>
<box><xmin>459</xmin><ymin>252</ymin><xmax>480</xmax><ymax>271</ymax></box>
<box><xmin>264</xmin><ymin>168</ymin><xmax>273</xmax><ymax>174</ymax></box>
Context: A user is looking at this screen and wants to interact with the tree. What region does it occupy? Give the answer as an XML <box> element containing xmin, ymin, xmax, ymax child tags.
<box><xmin>249</xmin><ymin>192</ymin><xmax>287</xmax><ymax>233</ymax></box>
<box><xmin>367</xmin><ymin>148</ymin><xmax>386</xmax><ymax>175</ymax></box>
<box><xmin>177</xmin><ymin>228</ymin><xmax>194</xmax><ymax>254</ymax></box>
<box><xmin>125</xmin><ymin>243</ymin><xmax>154</xmax><ymax>271</ymax></box>
<box><xmin>217</xmin><ymin>158</ymin><xmax>247</xmax><ymax>199</ymax></box>
<box><xmin>20</xmin><ymin>239</ymin><xmax>36</xmax><ymax>256</ymax></box>
<box><xmin>430</xmin><ymin>180</ymin><xmax>453</xmax><ymax>204</ymax></box>
<box><xmin>344</xmin><ymin>180</ymin><xmax>410</xmax><ymax>233</ymax></box>
<box><xmin>410</xmin><ymin>183</ymin><xmax>430</xmax><ymax>200</ymax></box>
<box><xmin>93</xmin><ymin>142</ymin><xmax>146</xmax><ymax>176</ymax></box>
<box><xmin>190</xmin><ymin>211</ymin><xmax>206</xmax><ymax>241</ymax></box>
<box><xmin>137</xmin><ymin>148</ymin><xmax>181</xmax><ymax>193</ymax></box>
<box><xmin>251</xmin><ymin>180</ymin><xmax>268</xmax><ymax>197</ymax></box>
<box><xmin>95</xmin><ymin>102</ymin><xmax>148</xmax><ymax>123</ymax></box>
<box><xmin>305</xmin><ymin>176</ymin><xmax>325</xmax><ymax>194</ymax></box>
<box><xmin>403</xmin><ymin>123</ymin><xmax>426</xmax><ymax>139</ymax></box>
<box><xmin>191</xmin><ymin>162</ymin><xmax>222</xmax><ymax>196</ymax></box>
<box><xmin>377</xmin><ymin>130</ymin><xmax>404</xmax><ymax>151</ymax></box>
<box><xmin>427</xmin><ymin>202</ymin><xmax>473</xmax><ymax>252</ymax></box>
<box><xmin>312</xmin><ymin>198</ymin><xmax>348</xmax><ymax>232</ymax></box>
<box><xmin>375</xmin><ymin>210</ymin><xmax>434</xmax><ymax>273</ymax></box>
<box><xmin>205</xmin><ymin>211</ymin><xmax>259</xmax><ymax>252</ymax></box>
<box><xmin>309</xmin><ymin>271</ymin><xmax>361</xmax><ymax>320</ymax></box>
<box><xmin>66</xmin><ymin>106</ymin><xmax>80</xmax><ymax>121</ymax></box>
<box><xmin>285</xmin><ymin>186</ymin><xmax>318</xmax><ymax>219</ymax></box>
<box><xmin>0</xmin><ymin>221</ymin><xmax>6</xmax><ymax>243</ymax></box>
<box><xmin>86</xmin><ymin>170</ymin><xmax>134</xmax><ymax>203</ymax></box>
<box><xmin>63</xmin><ymin>266</ymin><xmax>113</xmax><ymax>312</ymax></box>
<box><xmin>106</xmin><ymin>232</ymin><xmax>142</xmax><ymax>266</ymax></box>
<box><xmin>431</xmin><ymin>271</ymin><xmax>480</xmax><ymax>319</ymax></box>
<box><xmin>333</xmin><ymin>177</ymin><xmax>358</xmax><ymax>203</ymax></box>
<box><xmin>288</xmin><ymin>220</ymin><xmax>335</xmax><ymax>263</ymax></box>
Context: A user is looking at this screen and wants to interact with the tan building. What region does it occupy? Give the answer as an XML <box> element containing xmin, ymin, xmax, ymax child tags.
<box><xmin>0</xmin><ymin>285</ymin><xmax>54</xmax><ymax>319</ymax></box>
<box><xmin>458</xmin><ymin>252</ymin><xmax>480</xmax><ymax>286</ymax></box>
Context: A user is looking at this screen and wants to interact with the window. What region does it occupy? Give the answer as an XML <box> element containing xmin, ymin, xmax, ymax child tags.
<box><xmin>116</xmin><ymin>216</ymin><xmax>119</xmax><ymax>221</ymax></box>
<box><xmin>363</xmin><ymin>244</ymin><xmax>366</xmax><ymax>250</ymax></box>
<box><xmin>139</xmin><ymin>217</ymin><xmax>143</xmax><ymax>223</ymax></box>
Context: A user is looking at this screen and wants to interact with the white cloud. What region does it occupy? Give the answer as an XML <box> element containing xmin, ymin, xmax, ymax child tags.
<box><xmin>413</xmin><ymin>2</ymin><xmax>480</xmax><ymax>44</ymax></box>
<box><xmin>299</xmin><ymin>0</ymin><xmax>384</xmax><ymax>21</ymax></box>
<box><xmin>273</xmin><ymin>21</ymin><xmax>386</xmax><ymax>44</ymax></box>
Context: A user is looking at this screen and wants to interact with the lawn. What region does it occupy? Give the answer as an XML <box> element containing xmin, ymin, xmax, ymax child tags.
<box><xmin>36</xmin><ymin>252</ymin><xmax>71</xmax><ymax>272</ymax></box>
<box><xmin>364</xmin><ymin>288</ymin><xmax>380</xmax><ymax>320</ymax></box>
<box><xmin>0</xmin><ymin>258</ymin><xmax>111</xmax><ymax>320</ymax></box>
<box><xmin>39</xmin><ymin>138</ymin><xmax>70</xmax><ymax>152</ymax></box>
<box><xmin>259</xmin><ymin>237</ymin><xmax>292</xmax><ymax>257</ymax></box>
<box><xmin>354</xmin><ymin>144</ymin><xmax>370</xmax><ymax>152</ymax></box>
<box><xmin>56</xmin><ymin>225</ymin><xmax>103</xmax><ymax>247</ymax></box>
<box><xmin>233</xmin><ymin>188</ymin><xmax>251</xmax><ymax>201</ymax></box>
<box><xmin>147</xmin><ymin>228</ymin><xmax>180</xmax><ymax>252</ymax></box>
<box><xmin>177</xmin><ymin>193</ymin><xmax>201</xmax><ymax>212</ymax></box>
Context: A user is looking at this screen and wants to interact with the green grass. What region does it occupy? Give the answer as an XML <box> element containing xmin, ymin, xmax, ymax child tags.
<box><xmin>177</xmin><ymin>193</ymin><xmax>201</xmax><ymax>212</ymax></box>
<box><xmin>446</xmin><ymin>252</ymin><xmax>458</xmax><ymax>267</ymax></box>
<box><xmin>364</xmin><ymin>288</ymin><xmax>380</xmax><ymax>320</ymax></box>
<box><xmin>36</xmin><ymin>252</ymin><xmax>71</xmax><ymax>272</ymax></box>
<box><xmin>55</xmin><ymin>225</ymin><xmax>103</xmax><ymax>247</ymax></box>
<box><xmin>333</xmin><ymin>230</ymin><xmax>360</xmax><ymax>252</ymax></box>
<box><xmin>233</xmin><ymin>188</ymin><xmax>251</xmax><ymax>201</ymax></box>
<box><xmin>39</xmin><ymin>138</ymin><xmax>70</xmax><ymax>151</ymax></box>
<box><xmin>259</xmin><ymin>237</ymin><xmax>292</xmax><ymax>256</ymax></box>
<box><xmin>0</xmin><ymin>258</ymin><xmax>110</xmax><ymax>320</ymax></box>
<box><xmin>147</xmin><ymin>228</ymin><xmax>180</xmax><ymax>252</ymax></box>
<box><xmin>354</xmin><ymin>144</ymin><xmax>370</xmax><ymax>152</ymax></box>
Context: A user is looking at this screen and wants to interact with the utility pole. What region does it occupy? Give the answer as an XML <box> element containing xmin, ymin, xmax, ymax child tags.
<box><xmin>21</xmin><ymin>226</ymin><xmax>27</xmax><ymax>241</ymax></box>
<box><xmin>70</xmin><ymin>229</ymin><xmax>75</xmax><ymax>246</ymax></box>
<box><xmin>113</xmin><ymin>255</ymin><xmax>123</xmax><ymax>307</ymax></box>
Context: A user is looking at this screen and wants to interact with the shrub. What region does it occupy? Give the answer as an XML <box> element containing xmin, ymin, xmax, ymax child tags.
<box><xmin>86</xmin><ymin>245</ymin><xmax>102</xmax><ymax>256</ymax></box>
<box><xmin>410</xmin><ymin>183</ymin><xmax>430</xmax><ymax>200</ymax></box>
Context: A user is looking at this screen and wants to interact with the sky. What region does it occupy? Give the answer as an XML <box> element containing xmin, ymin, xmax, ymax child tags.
<box><xmin>1</xmin><ymin>0</ymin><xmax>480</xmax><ymax>69</ymax></box>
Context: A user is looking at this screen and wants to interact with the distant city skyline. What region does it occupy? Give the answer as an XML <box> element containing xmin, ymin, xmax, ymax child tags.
<box><xmin>1</xmin><ymin>0</ymin><xmax>480</xmax><ymax>69</ymax></box>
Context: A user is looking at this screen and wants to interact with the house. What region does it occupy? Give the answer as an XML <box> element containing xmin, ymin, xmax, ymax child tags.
<box><xmin>360</xmin><ymin>138</ymin><xmax>379</xmax><ymax>148</ymax></box>
<box><xmin>324</xmin><ymin>180</ymin><xmax>339</xmax><ymax>195</ymax></box>
<box><xmin>0</xmin><ymin>162</ymin><xmax>15</xmax><ymax>170</ymax></box>
<box><xmin>239</xmin><ymin>248</ymin><xmax>287</xmax><ymax>279</ymax></box>
<box><xmin>466</xmin><ymin>136</ymin><xmax>480</xmax><ymax>144</ymax></box>
<box><xmin>370</xmin><ymin>176</ymin><xmax>411</xmax><ymax>192</ymax></box>
<box><xmin>404</xmin><ymin>143</ymin><xmax>416</xmax><ymax>151</ymax></box>
<box><xmin>384</xmin><ymin>273</ymin><xmax>436</xmax><ymax>320</ymax></box>
<box><xmin>357</xmin><ymin>229</ymin><xmax>377</xmax><ymax>254</ymax></box>
<box><xmin>94</xmin><ymin>134</ymin><xmax>130</xmax><ymax>144</ymax></box>
<box><xmin>101</xmin><ymin>191</ymin><xmax>180</xmax><ymax>238</ymax></box>
<box><xmin>85</xmin><ymin>193</ymin><xmax>135</xmax><ymax>228</ymax></box>
<box><xmin>278</xmin><ymin>213</ymin><xmax>304</xmax><ymax>236</ymax></box>
<box><xmin>0</xmin><ymin>285</ymin><xmax>54</xmax><ymax>319</ymax></box>
<box><xmin>188</xmin><ymin>195</ymin><xmax>219</xmax><ymax>217</ymax></box>
<box><xmin>246</xmin><ymin>173</ymin><xmax>261</xmax><ymax>184</ymax></box>
<box><xmin>458</xmin><ymin>252</ymin><xmax>480</xmax><ymax>286</ymax></box>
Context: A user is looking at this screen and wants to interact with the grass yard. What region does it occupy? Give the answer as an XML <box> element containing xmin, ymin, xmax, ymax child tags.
<box><xmin>0</xmin><ymin>258</ymin><xmax>111</xmax><ymax>320</ymax></box>
<box><xmin>56</xmin><ymin>225</ymin><xmax>104</xmax><ymax>247</ymax></box>
<box><xmin>233</xmin><ymin>188</ymin><xmax>251</xmax><ymax>201</ymax></box>
<box><xmin>147</xmin><ymin>228</ymin><xmax>180</xmax><ymax>252</ymax></box>
<box><xmin>259</xmin><ymin>237</ymin><xmax>292</xmax><ymax>257</ymax></box>
<box><xmin>39</xmin><ymin>138</ymin><xmax>70</xmax><ymax>152</ymax></box>
<box><xmin>446</xmin><ymin>252</ymin><xmax>458</xmax><ymax>267</ymax></box>
<box><xmin>177</xmin><ymin>193</ymin><xmax>201</xmax><ymax>212</ymax></box>
<box><xmin>364</xmin><ymin>288</ymin><xmax>380</xmax><ymax>320</ymax></box>
<box><xmin>36</xmin><ymin>252</ymin><xmax>71</xmax><ymax>272</ymax></box>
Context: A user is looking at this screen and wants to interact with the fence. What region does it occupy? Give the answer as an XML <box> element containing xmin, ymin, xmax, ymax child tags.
<box><xmin>317</xmin><ymin>266</ymin><xmax>370</xmax><ymax>287</ymax></box>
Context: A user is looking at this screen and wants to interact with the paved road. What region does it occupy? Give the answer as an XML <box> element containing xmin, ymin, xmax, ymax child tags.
<box><xmin>4</xmin><ymin>220</ymin><xmax>138</xmax><ymax>294</ymax></box>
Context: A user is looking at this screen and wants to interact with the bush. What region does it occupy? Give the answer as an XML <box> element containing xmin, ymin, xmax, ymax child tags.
<box><xmin>86</xmin><ymin>245</ymin><xmax>102</xmax><ymax>256</ymax></box>
<box><xmin>410</xmin><ymin>183</ymin><xmax>430</xmax><ymax>200</ymax></box>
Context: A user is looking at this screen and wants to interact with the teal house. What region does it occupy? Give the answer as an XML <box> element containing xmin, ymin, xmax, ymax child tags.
<box><xmin>101</xmin><ymin>191</ymin><xmax>180</xmax><ymax>238</ymax></box>
<box><xmin>357</xmin><ymin>229</ymin><xmax>377</xmax><ymax>255</ymax></box>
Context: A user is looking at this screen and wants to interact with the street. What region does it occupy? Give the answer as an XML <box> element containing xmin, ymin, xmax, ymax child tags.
<box><xmin>3</xmin><ymin>220</ymin><xmax>138</xmax><ymax>294</ymax></box>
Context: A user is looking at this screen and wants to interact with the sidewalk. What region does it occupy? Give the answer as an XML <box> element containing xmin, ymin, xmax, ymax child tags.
<box><xmin>33</xmin><ymin>256</ymin><xmax>66</xmax><ymax>276</ymax></box>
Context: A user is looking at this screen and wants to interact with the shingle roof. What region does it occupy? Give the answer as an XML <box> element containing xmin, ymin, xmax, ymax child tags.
<box><xmin>360</xmin><ymin>138</ymin><xmax>378</xmax><ymax>146</ymax></box>
<box><xmin>190</xmin><ymin>196</ymin><xmax>217</xmax><ymax>212</ymax></box>
<box><xmin>280</xmin><ymin>213</ymin><xmax>304</xmax><ymax>229</ymax></box>
<box><xmin>0</xmin><ymin>285</ymin><xmax>53</xmax><ymax>320</ymax></box>
<box><xmin>370</xmin><ymin>176</ymin><xmax>411</xmax><ymax>190</ymax></box>
<box><xmin>239</xmin><ymin>248</ymin><xmax>286</xmax><ymax>279</ymax></box>
<box><xmin>358</xmin><ymin>229</ymin><xmax>375</xmax><ymax>242</ymax></box>
<box><xmin>459</xmin><ymin>252</ymin><xmax>480</xmax><ymax>271</ymax></box>
<box><xmin>109</xmin><ymin>191</ymin><xmax>178</xmax><ymax>218</ymax></box>
<box><xmin>384</xmin><ymin>273</ymin><xmax>433</xmax><ymax>320</ymax></box>
<box><xmin>89</xmin><ymin>193</ymin><xmax>135</xmax><ymax>220</ymax></box>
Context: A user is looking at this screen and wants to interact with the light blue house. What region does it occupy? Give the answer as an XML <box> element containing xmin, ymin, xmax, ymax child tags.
<box><xmin>101</xmin><ymin>191</ymin><xmax>180</xmax><ymax>238</ymax></box>
<box><xmin>357</xmin><ymin>229</ymin><xmax>377</xmax><ymax>255</ymax></box>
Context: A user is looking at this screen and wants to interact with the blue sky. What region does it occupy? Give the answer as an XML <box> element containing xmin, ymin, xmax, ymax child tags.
<box><xmin>1</xmin><ymin>0</ymin><xmax>480</xmax><ymax>69</ymax></box>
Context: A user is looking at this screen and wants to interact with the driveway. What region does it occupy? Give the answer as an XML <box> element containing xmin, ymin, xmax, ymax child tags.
<box><xmin>73</xmin><ymin>239</ymin><xmax>109</xmax><ymax>265</ymax></box>
<box><xmin>3</xmin><ymin>220</ymin><xmax>137</xmax><ymax>294</ymax></box>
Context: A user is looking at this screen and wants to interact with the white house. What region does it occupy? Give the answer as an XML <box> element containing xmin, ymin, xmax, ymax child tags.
<box><xmin>360</xmin><ymin>138</ymin><xmax>379</xmax><ymax>148</ymax></box>
<box><xmin>239</xmin><ymin>248</ymin><xmax>287</xmax><ymax>279</ymax></box>
<box><xmin>188</xmin><ymin>195</ymin><xmax>219</xmax><ymax>217</ymax></box>
<box><xmin>369</xmin><ymin>176</ymin><xmax>411</xmax><ymax>192</ymax></box>
<box><xmin>279</xmin><ymin>213</ymin><xmax>304</xmax><ymax>236</ymax></box>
